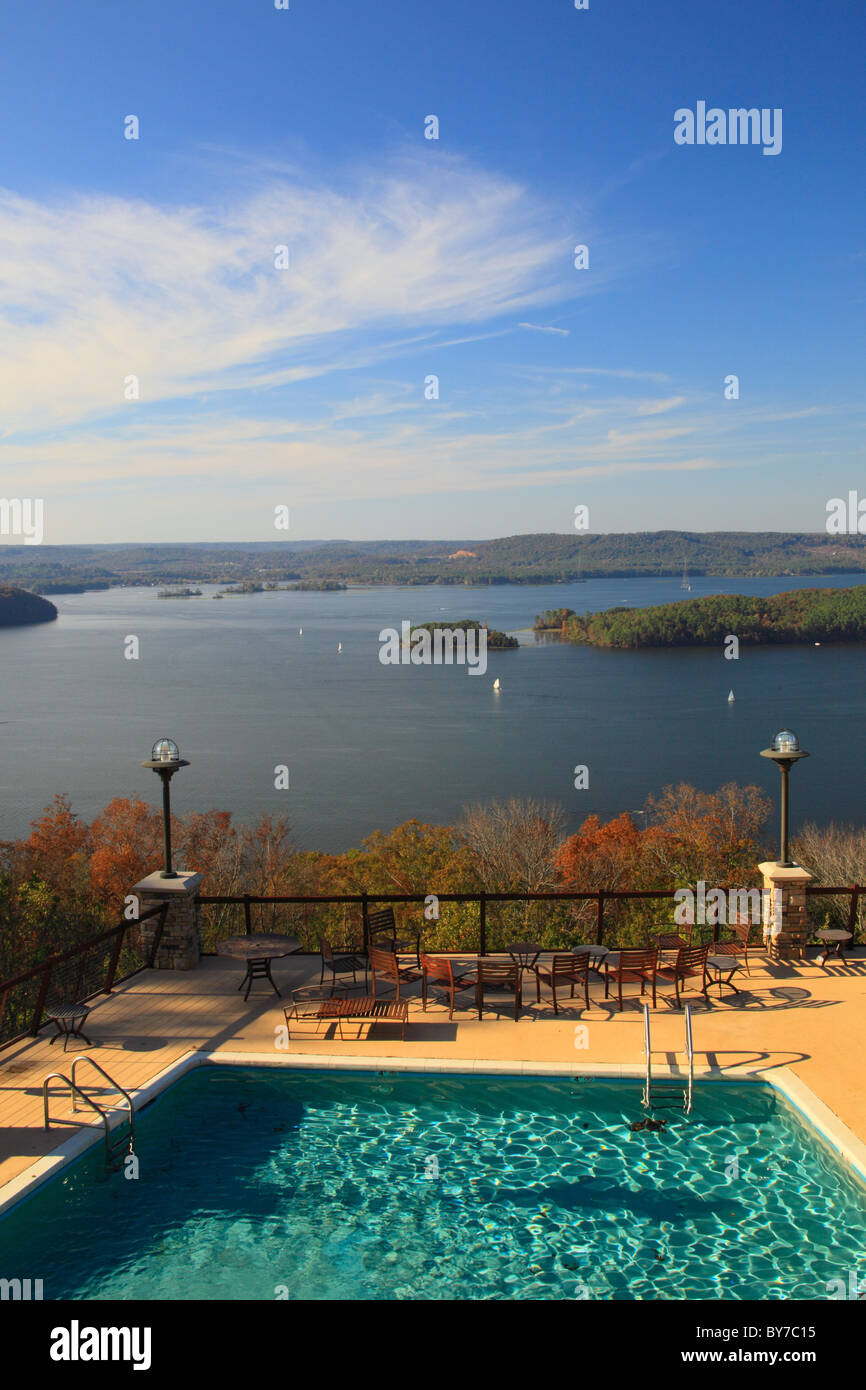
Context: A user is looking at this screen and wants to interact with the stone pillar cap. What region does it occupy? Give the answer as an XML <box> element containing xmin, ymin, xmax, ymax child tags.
<box><xmin>757</xmin><ymin>861</ymin><xmax>814</xmax><ymax>883</ymax></box>
<box><xmin>132</xmin><ymin>870</ymin><xmax>203</xmax><ymax>895</ymax></box>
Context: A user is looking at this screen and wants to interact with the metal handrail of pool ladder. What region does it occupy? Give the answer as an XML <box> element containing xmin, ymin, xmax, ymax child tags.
<box><xmin>642</xmin><ymin>1003</ymin><xmax>694</xmax><ymax>1113</ymax></box>
<box><xmin>43</xmin><ymin>1058</ymin><xmax>135</xmax><ymax>1164</ymax></box>
<box><xmin>70</xmin><ymin>1055</ymin><xmax>135</xmax><ymax>1157</ymax></box>
<box><xmin>684</xmin><ymin>1003</ymin><xmax>694</xmax><ymax>1114</ymax></box>
<box><xmin>43</xmin><ymin>1073</ymin><xmax>114</xmax><ymax>1160</ymax></box>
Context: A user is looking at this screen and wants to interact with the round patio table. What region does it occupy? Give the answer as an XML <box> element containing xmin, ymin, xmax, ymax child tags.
<box><xmin>573</xmin><ymin>944</ymin><xmax>609</xmax><ymax>972</ymax></box>
<box><xmin>815</xmin><ymin>928</ymin><xmax>853</xmax><ymax>966</ymax></box>
<box><xmin>216</xmin><ymin>933</ymin><xmax>301</xmax><ymax>1000</ymax></box>
<box><xmin>705</xmin><ymin>953</ymin><xmax>742</xmax><ymax>997</ymax></box>
<box><xmin>507</xmin><ymin>942</ymin><xmax>542</xmax><ymax>982</ymax></box>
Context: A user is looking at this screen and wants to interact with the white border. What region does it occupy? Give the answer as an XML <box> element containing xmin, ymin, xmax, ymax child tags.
<box><xmin>2</xmin><ymin>1049</ymin><xmax>865</xmax><ymax>1218</ymax></box>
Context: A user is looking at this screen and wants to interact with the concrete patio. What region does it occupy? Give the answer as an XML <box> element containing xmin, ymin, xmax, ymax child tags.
<box><xmin>2</xmin><ymin>946</ymin><xmax>866</xmax><ymax>1203</ymax></box>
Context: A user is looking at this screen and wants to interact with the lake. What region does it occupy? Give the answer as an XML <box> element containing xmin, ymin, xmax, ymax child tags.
<box><xmin>0</xmin><ymin>573</ymin><xmax>864</xmax><ymax>850</ymax></box>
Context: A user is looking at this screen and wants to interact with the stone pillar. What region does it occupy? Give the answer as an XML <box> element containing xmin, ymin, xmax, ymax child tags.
<box><xmin>132</xmin><ymin>871</ymin><xmax>203</xmax><ymax>970</ymax></box>
<box><xmin>758</xmin><ymin>861</ymin><xmax>814</xmax><ymax>961</ymax></box>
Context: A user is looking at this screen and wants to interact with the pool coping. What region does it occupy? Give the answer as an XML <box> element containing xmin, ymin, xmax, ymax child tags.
<box><xmin>2</xmin><ymin>1048</ymin><xmax>866</xmax><ymax>1218</ymax></box>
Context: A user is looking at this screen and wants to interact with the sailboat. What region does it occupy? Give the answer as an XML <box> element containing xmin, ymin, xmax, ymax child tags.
<box><xmin>337</xmin><ymin>642</ymin><xmax>342</xmax><ymax>653</ymax></box>
<box><xmin>727</xmin><ymin>690</ymin><xmax>735</xmax><ymax>703</ymax></box>
<box><xmin>298</xmin><ymin>628</ymin><xmax>303</xmax><ymax>635</ymax></box>
<box><xmin>493</xmin><ymin>678</ymin><xmax>501</xmax><ymax>691</ymax></box>
<box><xmin>681</xmin><ymin>559</ymin><xmax>691</xmax><ymax>592</ymax></box>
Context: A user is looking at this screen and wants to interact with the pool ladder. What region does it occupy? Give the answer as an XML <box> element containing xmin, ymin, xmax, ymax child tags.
<box><xmin>43</xmin><ymin>1056</ymin><xmax>135</xmax><ymax>1167</ymax></box>
<box><xmin>642</xmin><ymin>1003</ymin><xmax>694</xmax><ymax>1114</ymax></box>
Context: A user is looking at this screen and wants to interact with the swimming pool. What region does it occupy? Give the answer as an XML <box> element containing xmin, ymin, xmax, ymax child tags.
<box><xmin>1</xmin><ymin>1066</ymin><xmax>864</xmax><ymax>1300</ymax></box>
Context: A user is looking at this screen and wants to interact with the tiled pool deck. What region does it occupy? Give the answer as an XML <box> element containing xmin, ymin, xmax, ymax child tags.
<box><xmin>2</xmin><ymin>948</ymin><xmax>866</xmax><ymax>1207</ymax></box>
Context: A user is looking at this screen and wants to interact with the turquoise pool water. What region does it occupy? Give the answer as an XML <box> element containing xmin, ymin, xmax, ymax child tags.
<box><xmin>1</xmin><ymin>1067</ymin><xmax>864</xmax><ymax>1300</ymax></box>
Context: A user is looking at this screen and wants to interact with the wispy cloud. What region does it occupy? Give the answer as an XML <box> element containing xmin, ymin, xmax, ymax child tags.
<box><xmin>518</xmin><ymin>322</ymin><xmax>570</xmax><ymax>336</ymax></box>
<box><xmin>0</xmin><ymin>158</ymin><xmax>579</xmax><ymax>435</ymax></box>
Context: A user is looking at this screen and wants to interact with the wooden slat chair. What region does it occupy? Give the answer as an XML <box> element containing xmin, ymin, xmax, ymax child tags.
<box><xmin>654</xmin><ymin>943</ymin><xmax>710</xmax><ymax>1009</ymax></box>
<box><xmin>420</xmin><ymin>953</ymin><xmax>476</xmax><ymax>1020</ymax></box>
<box><xmin>366</xmin><ymin>907</ymin><xmax>421</xmax><ymax>966</ymax></box>
<box><xmin>475</xmin><ymin>961</ymin><xmax>522</xmax><ymax>1021</ymax></box>
<box><xmin>534</xmin><ymin>953</ymin><xmax>590</xmax><ymax>1014</ymax></box>
<box><xmin>603</xmin><ymin>948</ymin><xmax>658</xmax><ymax>1012</ymax></box>
<box><xmin>318</xmin><ymin>937</ymin><xmax>367</xmax><ymax>994</ymax></box>
<box><xmin>715</xmin><ymin>920</ymin><xmax>759</xmax><ymax>975</ymax></box>
<box><xmin>369</xmin><ymin>944</ymin><xmax>423</xmax><ymax>1002</ymax></box>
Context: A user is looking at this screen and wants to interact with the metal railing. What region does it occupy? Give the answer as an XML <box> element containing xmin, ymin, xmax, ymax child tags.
<box><xmin>196</xmin><ymin>882</ymin><xmax>862</xmax><ymax>956</ymax></box>
<box><xmin>0</xmin><ymin>903</ymin><xmax>168</xmax><ymax>1053</ymax></box>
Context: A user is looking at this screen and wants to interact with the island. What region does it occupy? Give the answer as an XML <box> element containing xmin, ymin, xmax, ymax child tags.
<box><xmin>411</xmin><ymin>619</ymin><xmax>518</xmax><ymax>649</ymax></box>
<box><xmin>542</xmin><ymin>587</ymin><xmax>866</xmax><ymax>649</ymax></box>
<box><xmin>157</xmin><ymin>587</ymin><xmax>203</xmax><ymax>599</ymax></box>
<box><xmin>0</xmin><ymin>584</ymin><xmax>58</xmax><ymax>627</ymax></box>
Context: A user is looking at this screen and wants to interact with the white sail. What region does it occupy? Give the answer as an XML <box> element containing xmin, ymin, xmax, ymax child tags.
<box><xmin>728</xmin><ymin>690</ymin><xmax>735</xmax><ymax>702</ymax></box>
<box><xmin>493</xmin><ymin>678</ymin><xmax>501</xmax><ymax>691</ymax></box>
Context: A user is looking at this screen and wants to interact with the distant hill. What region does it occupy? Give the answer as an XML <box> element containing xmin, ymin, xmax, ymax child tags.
<box><xmin>0</xmin><ymin>532</ymin><xmax>863</xmax><ymax>592</ymax></box>
<box><xmin>0</xmin><ymin>585</ymin><xmax>58</xmax><ymax>627</ymax></box>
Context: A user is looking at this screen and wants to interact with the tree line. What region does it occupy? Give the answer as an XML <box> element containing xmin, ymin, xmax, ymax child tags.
<box><xmin>1</xmin><ymin>785</ymin><xmax>861</xmax><ymax>979</ymax></box>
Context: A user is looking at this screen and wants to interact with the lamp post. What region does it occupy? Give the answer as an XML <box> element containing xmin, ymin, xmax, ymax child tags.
<box><xmin>141</xmin><ymin>738</ymin><xmax>190</xmax><ymax>878</ymax></box>
<box><xmin>760</xmin><ymin>729</ymin><xmax>809</xmax><ymax>868</ymax></box>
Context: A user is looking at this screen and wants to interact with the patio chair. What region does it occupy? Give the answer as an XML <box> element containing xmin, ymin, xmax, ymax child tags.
<box><xmin>715</xmin><ymin>920</ymin><xmax>759</xmax><ymax>975</ymax></box>
<box><xmin>654</xmin><ymin>943</ymin><xmax>710</xmax><ymax>1008</ymax></box>
<box><xmin>318</xmin><ymin>937</ymin><xmax>367</xmax><ymax>995</ymax></box>
<box><xmin>603</xmin><ymin>948</ymin><xmax>658</xmax><ymax>1012</ymax></box>
<box><xmin>366</xmin><ymin>907</ymin><xmax>422</xmax><ymax>965</ymax></box>
<box><xmin>369</xmin><ymin>944</ymin><xmax>423</xmax><ymax>1002</ymax></box>
<box><xmin>534</xmin><ymin>953</ymin><xmax>590</xmax><ymax>1014</ymax></box>
<box><xmin>475</xmin><ymin>961</ymin><xmax>522</xmax><ymax>1021</ymax></box>
<box><xmin>420</xmin><ymin>953</ymin><xmax>476</xmax><ymax>1019</ymax></box>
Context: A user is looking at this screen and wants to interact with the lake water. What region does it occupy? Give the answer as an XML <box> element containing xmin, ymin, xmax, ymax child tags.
<box><xmin>0</xmin><ymin>573</ymin><xmax>864</xmax><ymax>850</ymax></box>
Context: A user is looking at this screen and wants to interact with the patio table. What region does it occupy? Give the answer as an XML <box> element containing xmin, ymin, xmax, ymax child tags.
<box><xmin>815</xmin><ymin>928</ymin><xmax>854</xmax><ymax>967</ymax></box>
<box><xmin>705</xmin><ymin>953</ymin><xmax>742</xmax><ymax>997</ymax></box>
<box><xmin>572</xmin><ymin>944</ymin><xmax>609</xmax><ymax>973</ymax></box>
<box><xmin>507</xmin><ymin>942</ymin><xmax>542</xmax><ymax>989</ymax></box>
<box><xmin>216</xmin><ymin>933</ymin><xmax>301</xmax><ymax>1001</ymax></box>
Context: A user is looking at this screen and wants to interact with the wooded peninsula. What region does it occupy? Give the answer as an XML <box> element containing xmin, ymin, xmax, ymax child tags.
<box><xmin>0</xmin><ymin>585</ymin><xmax>58</xmax><ymax>627</ymax></box>
<box><xmin>537</xmin><ymin>587</ymin><xmax>866</xmax><ymax>648</ymax></box>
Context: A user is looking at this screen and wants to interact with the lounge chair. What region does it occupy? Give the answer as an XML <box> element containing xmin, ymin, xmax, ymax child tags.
<box><xmin>603</xmin><ymin>948</ymin><xmax>657</xmax><ymax>1011</ymax></box>
<box><xmin>534</xmin><ymin>952</ymin><xmax>590</xmax><ymax>1014</ymax></box>
<box><xmin>420</xmin><ymin>953</ymin><xmax>476</xmax><ymax>1019</ymax></box>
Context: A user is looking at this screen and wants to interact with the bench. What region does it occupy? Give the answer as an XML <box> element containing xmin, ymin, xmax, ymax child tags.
<box><xmin>284</xmin><ymin>990</ymin><xmax>409</xmax><ymax>1041</ymax></box>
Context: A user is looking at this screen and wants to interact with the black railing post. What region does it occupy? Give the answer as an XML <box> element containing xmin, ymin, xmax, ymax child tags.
<box><xmin>31</xmin><ymin>962</ymin><xmax>52</xmax><ymax>1037</ymax></box>
<box><xmin>596</xmin><ymin>890</ymin><xmax>605</xmax><ymax>947</ymax></box>
<box><xmin>848</xmin><ymin>884</ymin><xmax>860</xmax><ymax>942</ymax></box>
<box><xmin>361</xmin><ymin>893</ymin><xmax>369</xmax><ymax>952</ymax></box>
<box><xmin>104</xmin><ymin>926</ymin><xmax>125</xmax><ymax>994</ymax></box>
<box><xmin>479</xmin><ymin>892</ymin><xmax>487</xmax><ymax>956</ymax></box>
<box><xmin>243</xmin><ymin>894</ymin><xmax>252</xmax><ymax>936</ymax></box>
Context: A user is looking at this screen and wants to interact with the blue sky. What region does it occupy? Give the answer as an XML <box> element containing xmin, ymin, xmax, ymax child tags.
<box><xmin>0</xmin><ymin>0</ymin><xmax>863</xmax><ymax>542</ymax></box>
